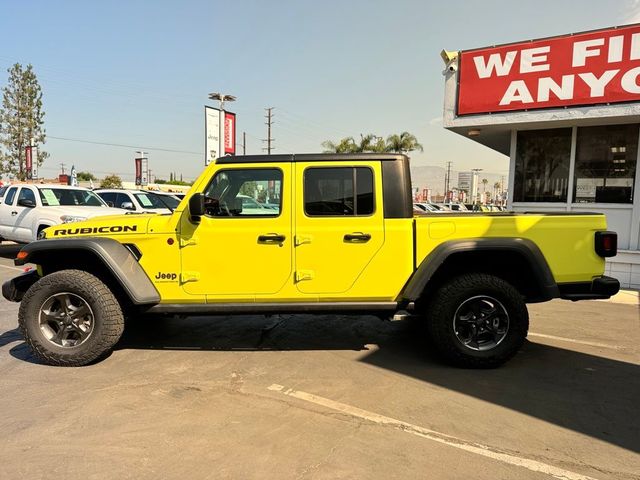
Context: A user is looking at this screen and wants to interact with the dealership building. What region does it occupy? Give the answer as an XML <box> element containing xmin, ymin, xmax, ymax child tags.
<box><xmin>442</xmin><ymin>23</ymin><xmax>640</xmax><ymax>289</ymax></box>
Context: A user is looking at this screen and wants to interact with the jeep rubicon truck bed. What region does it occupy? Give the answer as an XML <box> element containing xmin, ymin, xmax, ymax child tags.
<box><xmin>3</xmin><ymin>153</ymin><xmax>620</xmax><ymax>367</ymax></box>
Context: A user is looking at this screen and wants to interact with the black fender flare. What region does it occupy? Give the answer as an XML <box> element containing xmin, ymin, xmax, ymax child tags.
<box><xmin>401</xmin><ymin>238</ymin><xmax>560</xmax><ymax>302</ymax></box>
<box><xmin>13</xmin><ymin>238</ymin><xmax>160</xmax><ymax>305</ymax></box>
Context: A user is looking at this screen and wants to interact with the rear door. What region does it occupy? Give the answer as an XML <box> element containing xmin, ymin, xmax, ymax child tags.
<box><xmin>294</xmin><ymin>161</ymin><xmax>384</xmax><ymax>294</ymax></box>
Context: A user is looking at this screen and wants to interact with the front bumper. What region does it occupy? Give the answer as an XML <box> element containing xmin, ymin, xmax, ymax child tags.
<box><xmin>557</xmin><ymin>276</ymin><xmax>621</xmax><ymax>301</ymax></box>
<box><xmin>2</xmin><ymin>270</ymin><xmax>40</xmax><ymax>302</ymax></box>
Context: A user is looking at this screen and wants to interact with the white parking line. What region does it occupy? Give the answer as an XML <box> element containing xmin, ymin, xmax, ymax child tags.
<box><xmin>268</xmin><ymin>384</ymin><xmax>599</xmax><ymax>480</ymax></box>
<box><xmin>529</xmin><ymin>333</ymin><xmax>622</xmax><ymax>350</ymax></box>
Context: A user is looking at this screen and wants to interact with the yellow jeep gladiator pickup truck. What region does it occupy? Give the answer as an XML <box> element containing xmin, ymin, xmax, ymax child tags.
<box><xmin>2</xmin><ymin>153</ymin><xmax>620</xmax><ymax>368</ymax></box>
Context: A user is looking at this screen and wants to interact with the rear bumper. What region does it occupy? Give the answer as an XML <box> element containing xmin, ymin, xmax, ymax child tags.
<box><xmin>557</xmin><ymin>276</ymin><xmax>620</xmax><ymax>301</ymax></box>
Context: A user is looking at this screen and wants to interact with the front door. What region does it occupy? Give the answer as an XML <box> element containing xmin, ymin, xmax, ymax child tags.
<box><xmin>12</xmin><ymin>187</ymin><xmax>39</xmax><ymax>242</ymax></box>
<box><xmin>180</xmin><ymin>165</ymin><xmax>292</xmax><ymax>299</ymax></box>
<box><xmin>294</xmin><ymin>162</ymin><xmax>385</xmax><ymax>294</ymax></box>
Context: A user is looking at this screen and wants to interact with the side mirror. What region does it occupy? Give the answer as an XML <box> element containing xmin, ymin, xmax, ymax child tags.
<box><xmin>189</xmin><ymin>193</ymin><xmax>205</xmax><ymax>219</ymax></box>
<box><xmin>106</xmin><ymin>201</ymin><xmax>114</xmax><ymax>207</ymax></box>
<box><xmin>18</xmin><ymin>198</ymin><xmax>36</xmax><ymax>208</ymax></box>
<box><xmin>120</xmin><ymin>202</ymin><xmax>135</xmax><ymax>210</ymax></box>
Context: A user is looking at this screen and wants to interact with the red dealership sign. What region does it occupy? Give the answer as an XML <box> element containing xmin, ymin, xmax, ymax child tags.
<box><xmin>457</xmin><ymin>24</ymin><xmax>640</xmax><ymax>115</ymax></box>
<box><xmin>224</xmin><ymin>112</ymin><xmax>236</xmax><ymax>155</ymax></box>
<box><xmin>134</xmin><ymin>157</ymin><xmax>142</xmax><ymax>185</ymax></box>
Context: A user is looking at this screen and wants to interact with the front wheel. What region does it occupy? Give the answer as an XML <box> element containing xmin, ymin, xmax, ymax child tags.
<box><xmin>425</xmin><ymin>273</ymin><xmax>528</xmax><ymax>368</ymax></box>
<box><xmin>18</xmin><ymin>270</ymin><xmax>125</xmax><ymax>366</ymax></box>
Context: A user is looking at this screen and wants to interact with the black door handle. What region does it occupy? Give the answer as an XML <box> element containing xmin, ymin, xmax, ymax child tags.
<box><xmin>258</xmin><ymin>234</ymin><xmax>286</xmax><ymax>244</ymax></box>
<box><xmin>344</xmin><ymin>233</ymin><xmax>371</xmax><ymax>242</ymax></box>
<box><xmin>11</xmin><ymin>211</ymin><xmax>17</xmax><ymax>216</ymax></box>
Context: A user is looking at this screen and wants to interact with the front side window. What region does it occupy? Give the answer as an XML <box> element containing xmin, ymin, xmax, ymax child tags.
<box><xmin>573</xmin><ymin>124</ymin><xmax>638</xmax><ymax>204</ymax></box>
<box><xmin>203</xmin><ymin>168</ymin><xmax>282</xmax><ymax>217</ymax></box>
<box><xmin>98</xmin><ymin>192</ymin><xmax>117</xmax><ymax>207</ymax></box>
<box><xmin>18</xmin><ymin>188</ymin><xmax>36</xmax><ymax>205</ymax></box>
<box><xmin>304</xmin><ymin>167</ymin><xmax>374</xmax><ymax>216</ymax></box>
<box><xmin>514</xmin><ymin>128</ymin><xmax>572</xmax><ymax>202</ymax></box>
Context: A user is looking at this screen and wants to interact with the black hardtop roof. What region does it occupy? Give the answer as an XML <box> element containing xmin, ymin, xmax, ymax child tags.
<box><xmin>215</xmin><ymin>153</ymin><xmax>408</xmax><ymax>164</ymax></box>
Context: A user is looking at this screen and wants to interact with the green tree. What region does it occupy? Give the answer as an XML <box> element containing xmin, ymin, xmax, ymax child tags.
<box><xmin>77</xmin><ymin>171</ymin><xmax>97</xmax><ymax>181</ymax></box>
<box><xmin>385</xmin><ymin>132</ymin><xmax>423</xmax><ymax>154</ymax></box>
<box><xmin>100</xmin><ymin>174</ymin><xmax>123</xmax><ymax>188</ymax></box>
<box><xmin>0</xmin><ymin>63</ymin><xmax>48</xmax><ymax>180</ymax></box>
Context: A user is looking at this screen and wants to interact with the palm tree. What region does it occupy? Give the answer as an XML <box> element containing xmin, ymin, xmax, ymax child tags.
<box><xmin>493</xmin><ymin>181</ymin><xmax>501</xmax><ymax>202</ymax></box>
<box><xmin>385</xmin><ymin>132</ymin><xmax>424</xmax><ymax>154</ymax></box>
<box><xmin>322</xmin><ymin>137</ymin><xmax>357</xmax><ymax>153</ymax></box>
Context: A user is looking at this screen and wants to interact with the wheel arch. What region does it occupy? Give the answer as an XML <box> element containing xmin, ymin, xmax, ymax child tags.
<box><xmin>402</xmin><ymin>238</ymin><xmax>560</xmax><ymax>304</ymax></box>
<box><xmin>15</xmin><ymin>238</ymin><xmax>160</xmax><ymax>306</ymax></box>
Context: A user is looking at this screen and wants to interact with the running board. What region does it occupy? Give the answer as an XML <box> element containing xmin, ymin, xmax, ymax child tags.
<box><xmin>146</xmin><ymin>302</ymin><xmax>399</xmax><ymax>315</ymax></box>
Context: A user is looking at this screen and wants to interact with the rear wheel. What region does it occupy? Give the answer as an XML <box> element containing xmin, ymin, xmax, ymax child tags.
<box><xmin>425</xmin><ymin>273</ymin><xmax>528</xmax><ymax>368</ymax></box>
<box><xmin>18</xmin><ymin>270</ymin><xmax>124</xmax><ymax>366</ymax></box>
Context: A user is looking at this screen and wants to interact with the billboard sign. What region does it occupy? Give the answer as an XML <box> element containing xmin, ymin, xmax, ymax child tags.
<box><xmin>457</xmin><ymin>24</ymin><xmax>640</xmax><ymax>115</ymax></box>
<box><xmin>224</xmin><ymin>111</ymin><xmax>236</xmax><ymax>155</ymax></box>
<box><xmin>205</xmin><ymin>106</ymin><xmax>221</xmax><ymax>166</ymax></box>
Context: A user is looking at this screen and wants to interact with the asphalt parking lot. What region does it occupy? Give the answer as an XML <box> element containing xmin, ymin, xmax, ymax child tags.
<box><xmin>0</xmin><ymin>243</ymin><xmax>638</xmax><ymax>480</ymax></box>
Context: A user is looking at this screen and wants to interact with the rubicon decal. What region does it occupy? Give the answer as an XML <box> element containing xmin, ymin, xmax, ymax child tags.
<box><xmin>52</xmin><ymin>225</ymin><xmax>138</xmax><ymax>236</ymax></box>
<box><xmin>457</xmin><ymin>24</ymin><xmax>640</xmax><ymax>114</ymax></box>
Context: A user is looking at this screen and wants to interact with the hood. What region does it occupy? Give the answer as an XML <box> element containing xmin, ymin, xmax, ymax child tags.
<box><xmin>45</xmin><ymin>213</ymin><xmax>153</xmax><ymax>239</ymax></box>
<box><xmin>46</xmin><ymin>205</ymin><xmax>131</xmax><ymax>217</ymax></box>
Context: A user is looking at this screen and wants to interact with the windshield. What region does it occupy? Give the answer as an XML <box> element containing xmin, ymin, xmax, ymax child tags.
<box><xmin>39</xmin><ymin>188</ymin><xmax>106</xmax><ymax>207</ymax></box>
<box><xmin>134</xmin><ymin>192</ymin><xmax>179</xmax><ymax>209</ymax></box>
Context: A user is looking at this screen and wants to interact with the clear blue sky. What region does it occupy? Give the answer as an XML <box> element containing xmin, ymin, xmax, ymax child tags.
<box><xmin>1</xmin><ymin>0</ymin><xmax>638</xmax><ymax>182</ymax></box>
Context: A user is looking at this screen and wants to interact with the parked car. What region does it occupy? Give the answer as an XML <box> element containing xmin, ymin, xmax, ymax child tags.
<box><xmin>413</xmin><ymin>203</ymin><xmax>443</xmax><ymax>213</ymax></box>
<box><xmin>95</xmin><ymin>189</ymin><xmax>179</xmax><ymax>214</ymax></box>
<box><xmin>0</xmin><ymin>184</ymin><xmax>128</xmax><ymax>243</ymax></box>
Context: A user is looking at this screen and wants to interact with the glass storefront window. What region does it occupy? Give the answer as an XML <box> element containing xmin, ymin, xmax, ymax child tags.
<box><xmin>514</xmin><ymin>128</ymin><xmax>571</xmax><ymax>202</ymax></box>
<box><xmin>573</xmin><ymin>124</ymin><xmax>638</xmax><ymax>204</ymax></box>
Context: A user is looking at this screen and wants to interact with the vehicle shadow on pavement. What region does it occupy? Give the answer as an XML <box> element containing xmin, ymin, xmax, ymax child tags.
<box><xmin>361</xmin><ymin>329</ymin><xmax>640</xmax><ymax>455</ymax></box>
<box><xmin>117</xmin><ymin>314</ymin><xmax>639</xmax><ymax>454</ymax></box>
<box><xmin>2</xmin><ymin>328</ymin><xmax>45</xmax><ymax>364</ymax></box>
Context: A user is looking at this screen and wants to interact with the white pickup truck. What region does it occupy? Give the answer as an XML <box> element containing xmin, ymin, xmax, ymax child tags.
<box><xmin>0</xmin><ymin>184</ymin><xmax>128</xmax><ymax>243</ymax></box>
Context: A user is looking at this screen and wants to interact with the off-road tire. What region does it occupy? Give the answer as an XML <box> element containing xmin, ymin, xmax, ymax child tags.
<box><xmin>18</xmin><ymin>269</ymin><xmax>124</xmax><ymax>366</ymax></box>
<box><xmin>425</xmin><ymin>273</ymin><xmax>528</xmax><ymax>368</ymax></box>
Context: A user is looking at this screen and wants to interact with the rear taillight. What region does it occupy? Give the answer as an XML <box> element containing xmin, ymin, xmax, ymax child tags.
<box><xmin>595</xmin><ymin>231</ymin><xmax>617</xmax><ymax>257</ymax></box>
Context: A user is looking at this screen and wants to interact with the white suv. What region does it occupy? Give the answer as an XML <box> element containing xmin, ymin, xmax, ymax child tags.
<box><xmin>0</xmin><ymin>184</ymin><xmax>128</xmax><ymax>243</ymax></box>
<box><xmin>95</xmin><ymin>189</ymin><xmax>180</xmax><ymax>214</ymax></box>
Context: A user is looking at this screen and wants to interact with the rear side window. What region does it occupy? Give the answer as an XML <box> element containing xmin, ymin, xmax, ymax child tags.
<box><xmin>304</xmin><ymin>167</ymin><xmax>374</xmax><ymax>216</ymax></box>
<box><xmin>4</xmin><ymin>187</ymin><xmax>17</xmax><ymax>206</ymax></box>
